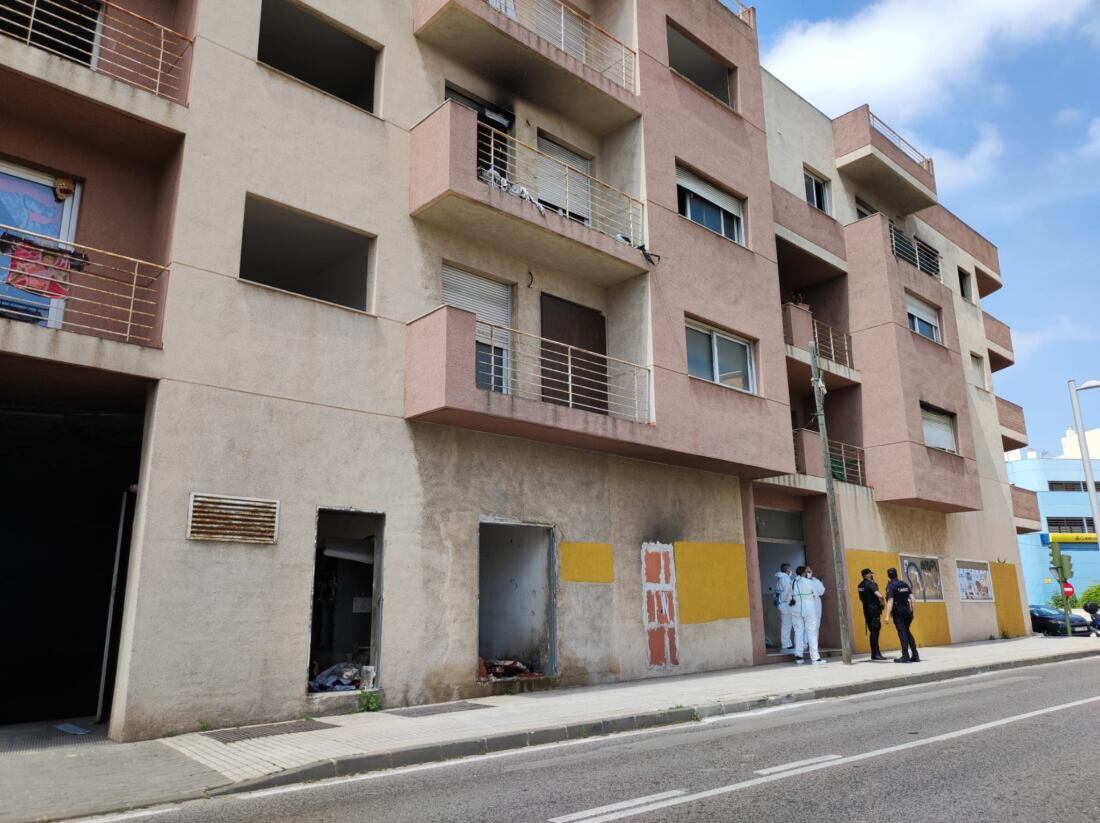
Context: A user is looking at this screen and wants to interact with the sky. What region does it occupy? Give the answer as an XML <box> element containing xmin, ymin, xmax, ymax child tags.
<box><xmin>726</xmin><ymin>0</ymin><xmax>1100</xmax><ymax>454</ymax></box>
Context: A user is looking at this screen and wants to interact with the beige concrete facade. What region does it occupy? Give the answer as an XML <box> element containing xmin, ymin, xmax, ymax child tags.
<box><xmin>0</xmin><ymin>0</ymin><xmax>1028</xmax><ymax>741</ymax></box>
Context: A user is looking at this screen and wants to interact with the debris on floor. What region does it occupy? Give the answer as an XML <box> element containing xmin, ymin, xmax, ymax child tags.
<box><xmin>479</xmin><ymin>658</ymin><xmax>543</xmax><ymax>681</ymax></box>
<box><xmin>308</xmin><ymin>662</ymin><xmax>363</xmax><ymax>692</ymax></box>
<box><xmin>54</xmin><ymin>723</ymin><xmax>90</xmax><ymax>735</ymax></box>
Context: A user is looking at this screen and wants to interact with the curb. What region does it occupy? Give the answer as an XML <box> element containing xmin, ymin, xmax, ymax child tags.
<box><xmin>210</xmin><ymin>647</ymin><xmax>1100</xmax><ymax>797</ymax></box>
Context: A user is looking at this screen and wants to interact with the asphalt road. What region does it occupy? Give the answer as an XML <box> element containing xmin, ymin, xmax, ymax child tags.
<box><xmin>82</xmin><ymin>657</ymin><xmax>1100</xmax><ymax>823</ymax></box>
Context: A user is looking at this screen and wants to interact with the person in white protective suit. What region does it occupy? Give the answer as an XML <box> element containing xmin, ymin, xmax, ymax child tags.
<box><xmin>773</xmin><ymin>563</ymin><xmax>795</xmax><ymax>650</ymax></box>
<box><xmin>789</xmin><ymin>565</ymin><xmax>827</xmax><ymax>665</ymax></box>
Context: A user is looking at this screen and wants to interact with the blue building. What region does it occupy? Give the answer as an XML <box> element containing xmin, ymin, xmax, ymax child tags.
<box><xmin>1006</xmin><ymin>429</ymin><xmax>1100</xmax><ymax>605</ymax></box>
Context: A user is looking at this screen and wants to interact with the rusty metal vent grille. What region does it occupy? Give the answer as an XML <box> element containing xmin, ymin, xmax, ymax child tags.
<box><xmin>187</xmin><ymin>493</ymin><xmax>279</xmax><ymax>544</ymax></box>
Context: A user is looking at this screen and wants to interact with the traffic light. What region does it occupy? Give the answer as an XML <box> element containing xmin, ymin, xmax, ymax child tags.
<box><xmin>1061</xmin><ymin>553</ymin><xmax>1074</xmax><ymax>581</ymax></box>
<box><xmin>1049</xmin><ymin>544</ymin><xmax>1063</xmax><ymax>580</ymax></box>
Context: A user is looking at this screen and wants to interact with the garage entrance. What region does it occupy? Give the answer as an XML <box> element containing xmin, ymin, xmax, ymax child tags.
<box><xmin>0</xmin><ymin>354</ymin><xmax>148</xmax><ymax>726</ymax></box>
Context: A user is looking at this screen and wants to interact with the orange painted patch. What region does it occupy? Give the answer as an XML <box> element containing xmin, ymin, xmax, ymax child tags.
<box><xmin>648</xmin><ymin>628</ymin><xmax>667</xmax><ymax>666</ymax></box>
<box><xmin>645</xmin><ymin>552</ymin><xmax>662</xmax><ymax>584</ymax></box>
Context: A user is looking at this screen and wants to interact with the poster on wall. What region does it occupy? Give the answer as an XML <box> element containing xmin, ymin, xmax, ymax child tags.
<box><xmin>956</xmin><ymin>560</ymin><xmax>994</xmax><ymax>601</ymax></box>
<box><xmin>899</xmin><ymin>554</ymin><xmax>944</xmax><ymax>602</ymax></box>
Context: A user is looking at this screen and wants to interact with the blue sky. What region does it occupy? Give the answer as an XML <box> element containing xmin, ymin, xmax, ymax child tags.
<box><xmin>727</xmin><ymin>0</ymin><xmax>1100</xmax><ymax>454</ymax></box>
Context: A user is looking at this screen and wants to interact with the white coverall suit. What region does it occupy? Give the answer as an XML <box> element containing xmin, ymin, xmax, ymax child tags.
<box><xmin>774</xmin><ymin>571</ymin><xmax>794</xmax><ymax>649</ymax></box>
<box><xmin>790</xmin><ymin>574</ymin><xmax>826</xmax><ymax>662</ymax></box>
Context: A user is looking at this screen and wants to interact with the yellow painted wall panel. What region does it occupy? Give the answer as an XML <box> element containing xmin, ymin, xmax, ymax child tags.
<box><xmin>991</xmin><ymin>562</ymin><xmax>1028</xmax><ymax>638</ymax></box>
<box><xmin>674</xmin><ymin>542</ymin><xmax>749</xmax><ymax>624</ymax></box>
<box><xmin>845</xmin><ymin>549</ymin><xmax>900</xmax><ymax>654</ymax></box>
<box><xmin>561</xmin><ymin>542</ymin><xmax>614</xmax><ymax>583</ymax></box>
<box><xmin>907</xmin><ymin>601</ymin><xmax>951</xmax><ymax>648</ymax></box>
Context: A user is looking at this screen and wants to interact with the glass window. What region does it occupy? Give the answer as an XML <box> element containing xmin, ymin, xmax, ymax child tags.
<box><xmin>686</xmin><ymin>322</ymin><xmax>754</xmax><ymax>392</ymax></box>
<box><xmin>1049</xmin><ymin>481</ymin><xmax>1087</xmax><ymax>492</ymax></box>
<box><xmin>968</xmin><ymin>354</ymin><xmax>986</xmax><ymax>389</ymax></box>
<box><xmin>803</xmin><ymin>170</ymin><xmax>829</xmax><ymax>213</ymax></box>
<box><xmin>677</xmin><ymin>187</ymin><xmax>744</xmax><ymax>245</ymax></box>
<box><xmin>906</xmin><ymin>294</ymin><xmax>941</xmax><ymax>343</ymax></box>
<box><xmin>685</xmin><ymin>325</ymin><xmax>713</xmax><ymax>380</ymax></box>
<box><xmin>921</xmin><ymin>405</ymin><xmax>957</xmax><ymax>453</ymax></box>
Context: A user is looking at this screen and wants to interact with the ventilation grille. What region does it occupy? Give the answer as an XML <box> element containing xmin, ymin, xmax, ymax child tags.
<box><xmin>187</xmin><ymin>493</ymin><xmax>280</xmax><ymax>544</ymax></box>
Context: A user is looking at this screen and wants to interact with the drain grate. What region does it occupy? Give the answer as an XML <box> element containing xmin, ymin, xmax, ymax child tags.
<box><xmin>203</xmin><ymin>719</ymin><xmax>336</xmax><ymax>744</ymax></box>
<box><xmin>386</xmin><ymin>701</ymin><xmax>494</xmax><ymax>718</ymax></box>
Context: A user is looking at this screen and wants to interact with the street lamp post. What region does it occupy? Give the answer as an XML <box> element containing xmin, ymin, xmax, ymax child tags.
<box><xmin>1067</xmin><ymin>379</ymin><xmax>1100</xmax><ymax>554</ymax></box>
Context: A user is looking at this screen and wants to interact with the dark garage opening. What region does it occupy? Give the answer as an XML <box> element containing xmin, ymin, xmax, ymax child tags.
<box><xmin>0</xmin><ymin>355</ymin><xmax>147</xmax><ymax>726</ymax></box>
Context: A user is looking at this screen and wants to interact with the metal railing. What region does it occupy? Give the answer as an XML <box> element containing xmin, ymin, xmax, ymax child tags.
<box><xmin>869</xmin><ymin>110</ymin><xmax>933</xmax><ymax>173</ymax></box>
<box><xmin>475</xmin><ymin>319</ymin><xmax>650</xmax><ymax>423</ymax></box>
<box><xmin>476</xmin><ymin>121</ymin><xmax>646</xmax><ymax>248</ymax></box>
<box><xmin>725</xmin><ymin>0</ymin><xmax>755</xmax><ymax>26</ymax></box>
<box><xmin>0</xmin><ymin>224</ymin><xmax>167</xmax><ymax>346</ymax></box>
<box><xmin>793</xmin><ymin>429</ymin><xmax>866</xmax><ymax>486</ymax></box>
<box><xmin>890</xmin><ymin>224</ymin><xmax>941</xmax><ymax>280</ymax></box>
<box><xmin>486</xmin><ymin>0</ymin><xmax>636</xmax><ymax>92</ymax></box>
<box><xmin>0</xmin><ymin>0</ymin><xmax>193</xmax><ymax>103</ymax></box>
<box><xmin>814</xmin><ymin>318</ymin><xmax>853</xmax><ymax>370</ymax></box>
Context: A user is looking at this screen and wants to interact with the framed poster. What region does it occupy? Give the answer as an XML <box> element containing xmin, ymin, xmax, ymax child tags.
<box><xmin>899</xmin><ymin>554</ymin><xmax>944</xmax><ymax>602</ymax></box>
<box><xmin>956</xmin><ymin>560</ymin><xmax>993</xmax><ymax>602</ymax></box>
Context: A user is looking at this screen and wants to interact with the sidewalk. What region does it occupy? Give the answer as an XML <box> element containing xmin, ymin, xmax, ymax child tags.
<box><xmin>4</xmin><ymin>636</ymin><xmax>1099</xmax><ymax>822</ymax></box>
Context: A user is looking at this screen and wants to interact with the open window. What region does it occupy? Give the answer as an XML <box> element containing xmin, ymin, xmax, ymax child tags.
<box><xmin>258</xmin><ymin>0</ymin><xmax>379</xmax><ymax>113</ymax></box>
<box><xmin>667</xmin><ymin>22</ymin><xmax>734</xmax><ymax>107</ymax></box>
<box><xmin>676</xmin><ymin>166</ymin><xmax>745</xmax><ymax>245</ymax></box>
<box><xmin>921</xmin><ymin>404</ymin><xmax>957</xmax><ymax>454</ymax></box>
<box><xmin>240</xmin><ymin>196</ymin><xmax>371</xmax><ymax>310</ymax></box>
<box><xmin>905</xmin><ymin>293</ymin><xmax>941</xmax><ymax>343</ymax></box>
<box><xmin>803</xmin><ymin>168</ymin><xmax>830</xmax><ymax>214</ymax></box>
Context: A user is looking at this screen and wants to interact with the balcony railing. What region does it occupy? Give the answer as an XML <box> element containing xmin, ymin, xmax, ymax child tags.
<box><xmin>0</xmin><ymin>0</ymin><xmax>193</xmax><ymax>103</ymax></box>
<box><xmin>476</xmin><ymin>121</ymin><xmax>646</xmax><ymax>248</ymax></box>
<box><xmin>869</xmin><ymin>111</ymin><xmax>933</xmax><ymax>173</ymax></box>
<box><xmin>793</xmin><ymin>428</ymin><xmax>866</xmax><ymax>486</ymax></box>
<box><xmin>475</xmin><ymin>319</ymin><xmax>650</xmax><ymax>423</ymax></box>
<box><xmin>0</xmin><ymin>224</ymin><xmax>167</xmax><ymax>346</ymax></box>
<box><xmin>814</xmin><ymin>318</ymin><xmax>853</xmax><ymax>370</ymax></box>
<box><xmin>486</xmin><ymin>0</ymin><xmax>636</xmax><ymax>92</ymax></box>
<box><xmin>890</xmin><ymin>224</ymin><xmax>941</xmax><ymax>280</ymax></box>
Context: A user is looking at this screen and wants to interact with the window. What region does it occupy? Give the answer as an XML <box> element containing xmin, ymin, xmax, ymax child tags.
<box><xmin>921</xmin><ymin>405</ymin><xmax>957</xmax><ymax>453</ymax></box>
<box><xmin>666</xmin><ymin>23</ymin><xmax>733</xmax><ymax>106</ymax></box>
<box><xmin>958</xmin><ymin>268</ymin><xmax>973</xmax><ymax>302</ymax></box>
<box><xmin>446</xmin><ymin>86</ymin><xmax>514</xmax><ymax>180</ymax></box>
<box><xmin>537</xmin><ymin>135</ymin><xmax>592</xmax><ymax>225</ymax></box>
<box><xmin>441</xmin><ymin>264</ymin><xmax>512</xmax><ymax>392</ymax></box>
<box><xmin>803</xmin><ymin>169</ymin><xmax>830</xmax><ymax>214</ymax></box>
<box><xmin>240</xmin><ymin>196</ymin><xmax>372</xmax><ymax>310</ymax></box>
<box><xmin>1048</xmin><ymin>517</ymin><xmax>1095</xmax><ymax>533</ymax></box>
<box><xmin>968</xmin><ymin>354</ymin><xmax>986</xmax><ymax>390</ymax></box>
<box><xmin>676</xmin><ymin>167</ymin><xmax>745</xmax><ymax>245</ymax></box>
<box><xmin>258</xmin><ymin>0</ymin><xmax>379</xmax><ymax>113</ymax></box>
<box><xmin>906</xmin><ymin>294</ymin><xmax>941</xmax><ymax>343</ymax></box>
<box><xmin>855</xmin><ymin>198</ymin><xmax>878</xmax><ymax>220</ymax></box>
<box><xmin>686</xmin><ymin>322</ymin><xmax>754</xmax><ymax>392</ymax></box>
<box><xmin>1049</xmin><ymin>481</ymin><xmax>1088</xmax><ymax>493</ymax></box>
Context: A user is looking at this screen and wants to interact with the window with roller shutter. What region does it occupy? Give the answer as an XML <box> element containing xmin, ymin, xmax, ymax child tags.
<box><xmin>536</xmin><ymin>135</ymin><xmax>592</xmax><ymax>224</ymax></box>
<box><xmin>441</xmin><ymin>264</ymin><xmax>513</xmax><ymax>392</ymax></box>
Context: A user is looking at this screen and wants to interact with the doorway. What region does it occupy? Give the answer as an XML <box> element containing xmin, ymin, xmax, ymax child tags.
<box><xmin>755</xmin><ymin>508</ymin><xmax>807</xmax><ymax>655</ymax></box>
<box><xmin>477</xmin><ymin>522</ymin><xmax>554</xmax><ymax>679</ymax></box>
<box><xmin>308</xmin><ymin>510</ymin><xmax>384</xmax><ymax>692</ymax></box>
<box><xmin>540</xmin><ymin>293</ymin><xmax>608</xmax><ymax>415</ymax></box>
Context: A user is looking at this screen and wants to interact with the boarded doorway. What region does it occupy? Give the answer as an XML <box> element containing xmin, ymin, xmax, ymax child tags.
<box><xmin>309</xmin><ymin>511</ymin><xmax>383</xmax><ymax>692</ymax></box>
<box><xmin>478</xmin><ymin>522</ymin><xmax>554</xmax><ymax>679</ymax></box>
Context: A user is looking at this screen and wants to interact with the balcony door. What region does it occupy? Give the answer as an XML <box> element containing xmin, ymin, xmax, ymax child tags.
<box><xmin>0</xmin><ymin>161</ymin><xmax>81</xmax><ymax>329</ymax></box>
<box><xmin>442</xmin><ymin>264</ymin><xmax>513</xmax><ymax>393</ymax></box>
<box><xmin>540</xmin><ymin>293</ymin><xmax>607</xmax><ymax>415</ymax></box>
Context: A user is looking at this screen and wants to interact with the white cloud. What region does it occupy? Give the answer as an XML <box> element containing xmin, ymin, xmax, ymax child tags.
<box><xmin>1082</xmin><ymin>117</ymin><xmax>1100</xmax><ymax>156</ymax></box>
<box><xmin>1014</xmin><ymin>314</ymin><xmax>1100</xmax><ymax>358</ymax></box>
<box><xmin>1056</xmin><ymin>108</ymin><xmax>1084</xmax><ymax>124</ymax></box>
<box><xmin>763</xmin><ymin>0</ymin><xmax>1095</xmax><ymax>125</ymax></box>
<box><xmin>924</xmin><ymin>125</ymin><xmax>1005</xmax><ymax>191</ymax></box>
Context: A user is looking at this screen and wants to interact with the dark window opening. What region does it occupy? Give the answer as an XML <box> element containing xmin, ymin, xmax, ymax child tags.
<box><xmin>1048</xmin><ymin>517</ymin><xmax>1095</xmax><ymax>533</ymax></box>
<box><xmin>0</xmin><ymin>0</ymin><xmax>102</xmax><ymax>66</ymax></box>
<box><xmin>1049</xmin><ymin>481</ymin><xmax>1088</xmax><ymax>492</ymax></box>
<box><xmin>240</xmin><ymin>196</ymin><xmax>371</xmax><ymax>310</ymax></box>
<box><xmin>958</xmin><ymin>267</ymin><xmax>973</xmax><ymax>301</ymax></box>
<box><xmin>677</xmin><ymin>186</ymin><xmax>743</xmax><ymax>244</ymax></box>
<box><xmin>667</xmin><ymin>22</ymin><xmax>733</xmax><ymax>106</ymax></box>
<box><xmin>258</xmin><ymin>0</ymin><xmax>378</xmax><ymax>113</ymax></box>
<box><xmin>855</xmin><ymin>198</ymin><xmax>878</xmax><ymax>219</ymax></box>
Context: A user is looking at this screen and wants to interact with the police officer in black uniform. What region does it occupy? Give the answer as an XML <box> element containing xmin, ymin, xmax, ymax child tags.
<box><xmin>884</xmin><ymin>567</ymin><xmax>920</xmax><ymax>663</ymax></box>
<box><xmin>856</xmin><ymin>568</ymin><xmax>886</xmax><ymax>661</ymax></box>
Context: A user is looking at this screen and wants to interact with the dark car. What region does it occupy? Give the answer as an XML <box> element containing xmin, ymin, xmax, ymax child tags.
<box><xmin>1029</xmin><ymin>605</ymin><xmax>1092</xmax><ymax>637</ymax></box>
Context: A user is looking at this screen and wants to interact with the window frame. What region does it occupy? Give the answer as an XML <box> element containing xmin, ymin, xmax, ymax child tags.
<box><xmin>957</xmin><ymin>267</ymin><xmax>973</xmax><ymax>302</ymax></box>
<box><xmin>920</xmin><ymin>404</ymin><xmax>958</xmax><ymax>454</ymax></box>
<box><xmin>968</xmin><ymin>353</ymin><xmax>987</xmax><ymax>391</ymax></box>
<box><xmin>675</xmin><ymin>166</ymin><xmax>746</xmax><ymax>246</ymax></box>
<box><xmin>1047</xmin><ymin>516</ymin><xmax>1096</xmax><ymax>533</ymax></box>
<box><xmin>803</xmin><ymin>168</ymin><xmax>830</xmax><ymax>215</ymax></box>
<box><xmin>685</xmin><ymin>320</ymin><xmax>756</xmax><ymax>394</ymax></box>
<box><xmin>905</xmin><ymin>293</ymin><xmax>941</xmax><ymax>343</ymax></box>
<box><xmin>1048</xmin><ymin>481</ymin><xmax>1088</xmax><ymax>493</ymax></box>
<box><xmin>855</xmin><ymin>198</ymin><xmax>878</xmax><ymax>220</ymax></box>
<box><xmin>665</xmin><ymin>21</ymin><xmax>735</xmax><ymax>109</ymax></box>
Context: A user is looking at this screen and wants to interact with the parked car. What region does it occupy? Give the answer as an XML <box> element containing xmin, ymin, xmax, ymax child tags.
<box><xmin>1029</xmin><ymin>605</ymin><xmax>1093</xmax><ymax>637</ymax></box>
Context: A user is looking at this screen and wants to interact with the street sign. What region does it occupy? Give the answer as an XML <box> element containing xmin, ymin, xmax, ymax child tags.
<box><xmin>1063</xmin><ymin>581</ymin><xmax>1075</xmax><ymax>598</ymax></box>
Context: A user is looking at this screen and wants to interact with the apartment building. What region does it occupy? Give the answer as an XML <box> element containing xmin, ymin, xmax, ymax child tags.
<box><xmin>1007</xmin><ymin>429</ymin><xmax>1100</xmax><ymax>603</ymax></box>
<box><xmin>0</xmin><ymin>0</ymin><xmax>1031</xmax><ymax>741</ymax></box>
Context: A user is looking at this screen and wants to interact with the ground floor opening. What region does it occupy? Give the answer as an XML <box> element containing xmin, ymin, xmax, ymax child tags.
<box><xmin>477</xmin><ymin>521</ymin><xmax>554</xmax><ymax>681</ymax></box>
<box><xmin>0</xmin><ymin>354</ymin><xmax>147</xmax><ymax>728</ymax></box>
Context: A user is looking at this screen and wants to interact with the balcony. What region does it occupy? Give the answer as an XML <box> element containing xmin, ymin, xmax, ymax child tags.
<box><xmin>1011</xmin><ymin>485</ymin><xmax>1041</xmax><ymax>534</ymax></box>
<box><xmin>413</xmin><ymin>0</ymin><xmax>639</xmax><ymax>134</ymax></box>
<box><xmin>0</xmin><ymin>224</ymin><xmax>167</xmax><ymax>347</ymax></box>
<box><xmin>781</xmin><ymin>303</ymin><xmax>859</xmax><ymax>389</ymax></box>
<box><xmin>984</xmin><ymin>311</ymin><xmax>1014</xmax><ymax>371</ymax></box>
<box><xmin>0</xmin><ymin>0</ymin><xmax>193</xmax><ymax>104</ymax></box>
<box><xmin>890</xmin><ymin>224</ymin><xmax>941</xmax><ymax>281</ymax></box>
<box><xmin>792</xmin><ymin>428</ymin><xmax>866</xmax><ymax>486</ymax></box>
<box><xmin>833</xmin><ymin>105</ymin><xmax>936</xmax><ymax>214</ymax></box>
<box><xmin>410</xmin><ymin>101</ymin><xmax>648</xmax><ymax>285</ymax></box>
<box><xmin>997</xmin><ymin>396</ymin><xmax>1027</xmax><ymax>452</ymax></box>
<box><xmin>914</xmin><ymin>205</ymin><xmax>1002</xmax><ymax>296</ymax></box>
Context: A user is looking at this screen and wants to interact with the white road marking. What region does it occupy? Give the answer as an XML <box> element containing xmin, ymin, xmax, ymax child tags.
<box><xmin>70</xmin><ymin>808</ymin><xmax>180</xmax><ymax>822</ymax></box>
<box><xmin>565</xmin><ymin>693</ymin><xmax>1100</xmax><ymax>822</ymax></box>
<box><xmin>753</xmin><ymin>754</ymin><xmax>840</xmax><ymax>775</ymax></box>
<box><xmin>548</xmin><ymin>791</ymin><xmax>686</xmax><ymax>822</ymax></box>
<box><xmin>700</xmin><ymin>700</ymin><xmax>826</xmax><ymax>723</ymax></box>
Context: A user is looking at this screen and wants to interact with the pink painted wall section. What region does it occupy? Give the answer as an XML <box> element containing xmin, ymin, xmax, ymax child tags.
<box><xmin>914</xmin><ymin>204</ymin><xmax>1000</xmax><ymax>278</ymax></box>
<box><xmin>996</xmin><ymin>396</ymin><xmax>1027</xmax><ymax>437</ymax></box>
<box><xmin>782</xmin><ymin>302</ymin><xmax>814</xmax><ymax>351</ymax></box>
<box><xmin>1011</xmin><ymin>485</ymin><xmax>1040</xmax><ymax>522</ymax></box>
<box><xmin>794</xmin><ymin>428</ymin><xmax>826</xmax><ymax>478</ymax></box>
<box><xmin>832</xmin><ymin>105</ymin><xmax>936</xmax><ymax>194</ymax></box>
<box><xmin>983</xmin><ymin>311</ymin><xmax>1013</xmax><ymax>354</ymax></box>
<box><xmin>771</xmin><ymin>183</ymin><xmax>846</xmax><ymax>261</ymax></box>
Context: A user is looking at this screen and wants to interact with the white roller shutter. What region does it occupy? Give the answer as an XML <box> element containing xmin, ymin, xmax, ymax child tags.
<box><xmin>537</xmin><ymin>136</ymin><xmax>592</xmax><ymax>221</ymax></box>
<box><xmin>921</xmin><ymin>407</ymin><xmax>957</xmax><ymax>453</ymax></box>
<box><xmin>675</xmin><ymin>166</ymin><xmax>742</xmax><ymax>220</ymax></box>
<box><xmin>442</xmin><ymin>263</ymin><xmax>512</xmax><ymax>351</ymax></box>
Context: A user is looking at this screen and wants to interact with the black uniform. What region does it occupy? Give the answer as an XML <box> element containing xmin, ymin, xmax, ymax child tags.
<box><xmin>856</xmin><ymin>578</ymin><xmax>884</xmax><ymax>658</ymax></box>
<box><xmin>886</xmin><ymin>579</ymin><xmax>920</xmax><ymax>661</ymax></box>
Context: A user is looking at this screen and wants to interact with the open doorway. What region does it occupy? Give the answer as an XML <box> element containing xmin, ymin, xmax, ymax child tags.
<box><xmin>477</xmin><ymin>522</ymin><xmax>554</xmax><ymax>681</ymax></box>
<box><xmin>0</xmin><ymin>354</ymin><xmax>147</xmax><ymax>731</ymax></box>
<box><xmin>308</xmin><ymin>510</ymin><xmax>384</xmax><ymax>693</ymax></box>
<box><xmin>755</xmin><ymin>508</ymin><xmax>807</xmax><ymax>656</ymax></box>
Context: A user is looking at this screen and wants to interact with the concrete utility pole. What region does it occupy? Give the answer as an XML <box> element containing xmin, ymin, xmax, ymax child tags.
<box><xmin>810</xmin><ymin>341</ymin><xmax>854</xmax><ymax>666</ymax></box>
